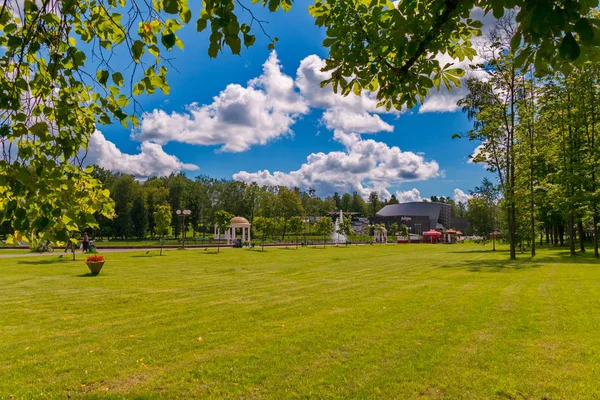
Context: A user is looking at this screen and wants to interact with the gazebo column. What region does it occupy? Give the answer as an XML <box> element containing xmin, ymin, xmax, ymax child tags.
<box><xmin>247</xmin><ymin>227</ymin><xmax>251</xmax><ymax>244</ymax></box>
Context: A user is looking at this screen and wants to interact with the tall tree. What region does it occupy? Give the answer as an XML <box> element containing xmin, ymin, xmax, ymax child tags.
<box><xmin>154</xmin><ymin>205</ymin><xmax>172</xmax><ymax>256</ymax></box>
<box><xmin>131</xmin><ymin>192</ymin><xmax>148</xmax><ymax>240</ymax></box>
<box><xmin>315</xmin><ymin>217</ymin><xmax>334</xmax><ymax>249</ymax></box>
<box><xmin>112</xmin><ymin>175</ymin><xmax>136</xmax><ymax>239</ymax></box>
<box><xmin>214</xmin><ymin>210</ymin><xmax>233</xmax><ymax>254</ymax></box>
<box><xmin>367</xmin><ymin>192</ymin><xmax>380</xmax><ymax>219</ymax></box>
<box><xmin>276</xmin><ymin>187</ymin><xmax>304</xmax><ymax>241</ymax></box>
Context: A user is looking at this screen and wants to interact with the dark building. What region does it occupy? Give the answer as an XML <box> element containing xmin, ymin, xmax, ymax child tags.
<box><xmin>375</xmin><ymin>202</ymin><xmax>454</xmax><ymax>234</ymax></box>
<box><xmin>450</xmin><ymin>216</ymin><xmax>471</xmax><ymax>235</ymax></box>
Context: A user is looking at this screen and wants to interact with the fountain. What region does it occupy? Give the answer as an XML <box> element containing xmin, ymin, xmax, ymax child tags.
<box><xmin>331</xmin><ymin>209</ymin><xmax>348</xmax><ymax>244</ymax></box>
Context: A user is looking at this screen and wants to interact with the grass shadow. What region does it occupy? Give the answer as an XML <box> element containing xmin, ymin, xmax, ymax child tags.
<box><xmin>76</xmin><ymin>272</ymin><xmax>100</xmax><ymax>277</ymax></box>
<box><xmin>17</xmin><ymin>258</ymin><xmax>71</xmax><ymax>265</ymax></box>
<box><xmin>446</xmin><ymin>249</ymin><xmax>511</xmax><ymax>254</ymax></box>
<box><xmin>441</xmin><ymin>258</ymin><xmax>543</xmax><ymax>273</ymax></box>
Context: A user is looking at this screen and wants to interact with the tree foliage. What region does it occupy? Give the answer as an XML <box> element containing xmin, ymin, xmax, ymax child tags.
<box><xmin>153</xmin><ymin>203</ymin><xmax>171</xmax><ymax>255</ymax></box>
<box><xmin>0</xmin><ymin>0</ymin><xmax>291</xmax><ymax>245</ymax></box>
<box><xmin>310</xmin><ymin>0</ymin><xmax>600</xmax><ymax>111</ymax></box>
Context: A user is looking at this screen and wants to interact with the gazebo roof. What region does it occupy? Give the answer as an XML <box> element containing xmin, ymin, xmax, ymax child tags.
<box><xmin>230</xmin><ymin>216</ymin><xmax>250</xmax><ymax>225</ymax></box>
<box><xmin>423</xmin><ymin>230</ymin><xmax>442</xmax><ymax>236</ymax></box>
<box><xmin>446</xmin><ymin>229</ymin><xmax>457</xmax><ymax>234</ymax></box>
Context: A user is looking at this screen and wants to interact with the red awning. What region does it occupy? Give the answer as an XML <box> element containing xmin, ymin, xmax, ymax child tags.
<box><xmin>423</xmin><ymin>230</ymin><xmax>442</xmax><ymax>236</ymax></box>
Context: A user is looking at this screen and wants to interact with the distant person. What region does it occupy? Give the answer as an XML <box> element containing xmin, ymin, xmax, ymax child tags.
<box><xmin>64</xmin><ymin>235</ymin><xmax>75</xmax><ymax>253</ymax></box>
<box><xmin>82</xmin><ymin>232</ymin><xmax>89</xmax><ymax>253</ymax></box>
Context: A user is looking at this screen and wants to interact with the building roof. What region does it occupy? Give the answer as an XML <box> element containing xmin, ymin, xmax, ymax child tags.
<box><xmin>230</xmin><ymin>216</ymin><xmax>250</xmax><ymax>225</ymax></box>
<box><xmin>376</xmin><ymin>202</ymin><xmax>444</xmax><ymax>229</ymax></box>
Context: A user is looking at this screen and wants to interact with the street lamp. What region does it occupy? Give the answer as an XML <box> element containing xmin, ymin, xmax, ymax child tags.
<box><xmin>176</xmin><ymin>209</ymin><xmax>191</xmax><ymax>249</ymax></box>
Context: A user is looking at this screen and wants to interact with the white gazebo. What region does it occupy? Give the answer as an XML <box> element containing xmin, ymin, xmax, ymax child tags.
<box><xmin>214</xmin><ymin>216</ymin><xmax>251</xmax><ymax>245</ymax></box>
<box><xmin>374</xmin><ymin>226</ymin><xmax>387</xmax><ymax>243</ymax></box>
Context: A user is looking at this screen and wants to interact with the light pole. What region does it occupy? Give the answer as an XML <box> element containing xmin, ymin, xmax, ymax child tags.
<box><xmin>176</xmin><ymin>209</ymin><xmax>191</xmax><ymax>249</ymax></box>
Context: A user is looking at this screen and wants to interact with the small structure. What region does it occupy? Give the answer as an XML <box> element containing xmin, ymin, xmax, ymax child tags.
<box><xmin>444</xmin><ymin>229</ymin><xmax>458</xmax><ymax>244</ymax></box>
<box><xmin>374</xmin><ymin>226</ymin><xmax>387</xmax><ymax>243</ymax></box>
<box><xmin>396</xmin><ymin>234</ymin><xmax>409</xmax><ymax>244</ymax></box>
<box><xmin>423</xmin><ymin>230</ymin><xmax>442</xmax><ymax>244</ymax></box>
<box><xmin>215</xmin><ymin>216</ymin><xmax>251</xmax><ymax>245</ymax></box>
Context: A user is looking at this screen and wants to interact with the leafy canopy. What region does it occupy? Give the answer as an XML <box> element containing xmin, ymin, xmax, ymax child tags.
<box><xmin>0</xmin><ymin>0</ymin><xmax>291</xmax><ymax>245</ymax></box>
<box><xmin>310</xmin><ymin>0</ymin><xmax>600</xmax><ymax>110</ymax></box>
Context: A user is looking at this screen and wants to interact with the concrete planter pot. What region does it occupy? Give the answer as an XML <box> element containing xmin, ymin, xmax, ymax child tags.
<box><xmin>86</xmin><ymin>261</ymin><xmax>105</xmax><ymax>275</ymax></box>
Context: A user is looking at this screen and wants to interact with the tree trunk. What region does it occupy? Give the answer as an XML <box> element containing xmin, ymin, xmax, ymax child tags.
<box><xmin>594</xmin><ymin>211</ymin><xmax>599</xmax><ymax>258</ymax></box>
<box><xmin>578</xmin><ymin>219</ymin><xmax>586</xmax><ymax>252</ymax></box>
<box><xmin>569</xmin><ymin>211</ymin><xmax>576</xmax><ymax>256</ymax></box>
<box><xmin>559</xmin><ymin>224</ymin><xmax>565</xmax><ymax>246</ymax></box>
<box><xmin>281</xmin><ymin>220</ymin><xmax>288</xmax><ymax>242</ymax></box>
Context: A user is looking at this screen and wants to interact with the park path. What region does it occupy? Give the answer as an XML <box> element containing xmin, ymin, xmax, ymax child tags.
<box><xmin>0</xmin><ymin>243</ymin><xmax>372</xmax><ymax>259</ymax></box>
<box><xmin>0</xmin><ymin>248</ymin><xmax>176</xmax><ymax>259</ymax></box>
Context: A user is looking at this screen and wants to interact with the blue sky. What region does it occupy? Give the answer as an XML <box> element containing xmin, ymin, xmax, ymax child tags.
<box><xmin>87</xmin><ymin>1</ymin><xmax>490</xmax><ymax>203</ymax></box>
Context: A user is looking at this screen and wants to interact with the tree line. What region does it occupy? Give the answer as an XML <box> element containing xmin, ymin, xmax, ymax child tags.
<box><xmin>460</xmin><ymin>14</ymin><xmax>600</xmax><ymax>259</ymax></box>
<box><xmin>86</xmin><ymin>167</ymin><xmax>375</xmax><ymax>241</ymax></box>
<box><xmin>63</xmin><ymin>167</ymin><xmax>469</xmax><ymax>242</ymax></box>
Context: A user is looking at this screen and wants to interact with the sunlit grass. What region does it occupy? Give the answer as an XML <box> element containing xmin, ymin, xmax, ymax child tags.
<box><xmin>1</xmin><ymin>244</ymin><xmax>599</xmax><ymax>398</ymax></box>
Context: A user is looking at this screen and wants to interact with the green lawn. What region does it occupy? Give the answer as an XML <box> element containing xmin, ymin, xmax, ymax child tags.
<box><xmin>2</xmin><ymin>244</ymin><xmax>600</xmax><ymax>398</ymax></box>
<box><xmin>0</xmin><ymin>249</ymin><xmax>31</xmax><ymax>255</ymax></box>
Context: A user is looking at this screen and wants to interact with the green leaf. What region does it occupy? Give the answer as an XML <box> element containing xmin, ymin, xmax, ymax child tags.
<box><xmin>243</xmin><ymin>33</ymin><xmax>256</xmax><ymax>47</ymax></box>
<box><xmin>575</xmin><ymin>19</ymin><xmax>594</xmax><ymax>42</ymax></box>
<box><xmin>30</xmin><ymin>122</ymin><xmax>49</xmax><ymax>139</ymax></box>
<box><xmin>228</xmin><ymin>36</ymin><xmax>241</xmax><ymax>55</ymax></box>
<box><xmin>161</xmin><ymin>33</ymin><xmax>176</xmax><ymax>49</ymax></box>
<box><xmin>208</xmin><ymin>42</ymin><xmax>219</xmax><ymax>58</ymax></box>
<box><xmin>559</xmin><ymin>33</ymin><xmax>581</xmax><ymax>61</ymax></box>
<box><xmin>510</xmin><ymin>33</ymin><xmax>521</xmax><ymax>52</ymax></box>
<box><xmin>34</xmin><ymin>216</ymin><xmax>51</xmax><ymax>230</ymax></box>
<box><xmin>163</xmin><ymin>0</ymin><xmax>179</xmax><ymax>14</ymax></box>
<box><xmin>112</xmin><ymin>72</ymin><xmax>124</xmax><ymax>87</ymax></box>
<box><xmin>133</xmin><ymin>83</ymin><xmax>144</xmax><ymax>95</ymax></box>
<box><xmin>196</xmin><ymin>18</ymin><xmax>208</xmax><ymax>32</ymax></box>
<box><xmin>132</xmin><ymin>40</ymin><xmax>145</xmax><ymax>62</ymax></box>
<box><xmin>180</xmin><ymin>7</ymin><xmax>192</xmax><ymax>23</ymax></box>
<box><xmin>3</xmin><ymin>23</ymin><xmax>17</xmax><ymax>34</ymax></box>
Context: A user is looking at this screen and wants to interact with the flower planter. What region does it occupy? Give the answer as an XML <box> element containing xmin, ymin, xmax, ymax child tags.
<box><xmin>86</xmin><ymin>261</ymin><xmax>105</xmax><ymax>275</ymax></box>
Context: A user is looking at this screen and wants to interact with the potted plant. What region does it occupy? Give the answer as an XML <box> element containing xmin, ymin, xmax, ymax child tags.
<box><xmin>86</xmin><ymin>255</ymin><xmax>105</xmax><ymax>275</ymax></box>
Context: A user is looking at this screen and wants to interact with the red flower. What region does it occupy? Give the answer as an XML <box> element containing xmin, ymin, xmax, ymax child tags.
<box><xmin>86</xmin><ymin>255</ymin><xmax>105</xmax><ymax>262</ymax></box>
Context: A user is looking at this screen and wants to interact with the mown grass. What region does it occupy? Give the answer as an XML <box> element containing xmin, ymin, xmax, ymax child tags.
<box><xmin>1</xmin><ymin>244</ymin><xmax>600</xmax><ymax>399</ymax></box>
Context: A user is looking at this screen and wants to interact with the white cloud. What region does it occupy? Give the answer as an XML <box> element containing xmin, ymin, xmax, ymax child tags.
<box><xmin>295</xmin><ymin>55</ymin><xmax>398</xmax><ymax>132</ymax></box>
<box><xmin>134</xmin><ymin>52</ymin><xmax>309</xmax><ymax>152</ymax></box>
<box><xmin>395</xmin><ymin>188</ymin><xmax>423</xmax><ymax>203</ymax></box>
<box><xmin>321</xmin><ymin>109</ymin><xmax>393</xmax><ymax>134</ymax></box>
<box><xmin>453</xmin><ymin>188</ymin><xmax>473</xmax><ymax>204</ymax></box>
<box><xmin>87</xmin><ymin>131</ymin><xmax>199</xmax><ymax>179</ymax></box>
<box><xmin>234</xmin><ymin>130</ymin><xmax>439</xmax><ymax>199</ymax></box>
<box><xmin>419</xmin><ymin>8</ymin><xmax>496</xmax><ymax>113</ymax></box>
